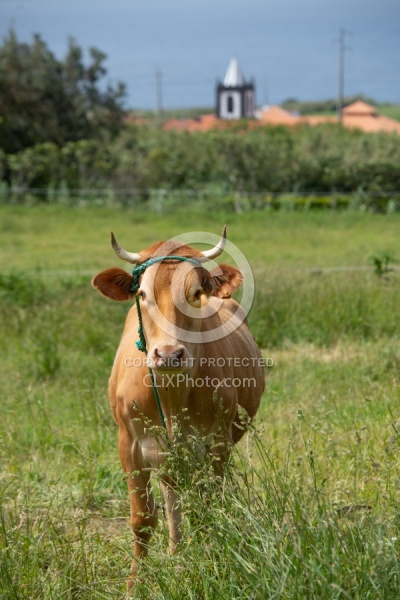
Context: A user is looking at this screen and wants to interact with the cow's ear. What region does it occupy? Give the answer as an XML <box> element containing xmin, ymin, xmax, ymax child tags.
<box><xmin>210</xmin><ymin>264</ymin><xmax>243</xmax><ymax>299</ymax></box>
<box><xmin>92</xmin><ymin>268</ymin><xmax>134</xmax><ymax>301</ymax></box>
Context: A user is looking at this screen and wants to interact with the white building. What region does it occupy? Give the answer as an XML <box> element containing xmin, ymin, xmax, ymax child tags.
<box><xmin>216</xmin><ymin>57</ymin><xmax>255</xmax><ymax>120</ymax></box>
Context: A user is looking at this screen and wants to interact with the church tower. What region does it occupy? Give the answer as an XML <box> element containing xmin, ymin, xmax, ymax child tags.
<box><xmin>216</xmin><ymin>57</ymin><xmax>255</xmax><ymax>120</ymax></box>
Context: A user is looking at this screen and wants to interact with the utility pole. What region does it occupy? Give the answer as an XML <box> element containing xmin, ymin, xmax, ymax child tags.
<box><xmin>155</xmin><ymin>67</ymin><xmax>163</xmax><ymax>125</ymax></box>
<box><xmin>263</xmin><ymin>75</ymin><xmax>269</xmax><ymax>106</ymax></box>
<box><xmin>337</xmin><ymin>29</ymin><xmax>346</xmax><ymax>123</ymax></box>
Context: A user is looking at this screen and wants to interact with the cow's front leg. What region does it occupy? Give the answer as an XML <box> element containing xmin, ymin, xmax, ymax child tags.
<box><xmin>160</xmin><ymin>478</ymin><xmax>182</xmax><ymax>554</ymax></box>
<box><xmin>118</xmin><ymin>428</ymin><xmax>158</xmax><ymax>590</ymax></box>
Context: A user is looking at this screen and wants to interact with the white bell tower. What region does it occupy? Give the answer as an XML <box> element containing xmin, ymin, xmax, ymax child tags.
<box><xmin>216</xmin><ymin>57</ymin><xmax>255</xmax><ymax>120</ymax></box>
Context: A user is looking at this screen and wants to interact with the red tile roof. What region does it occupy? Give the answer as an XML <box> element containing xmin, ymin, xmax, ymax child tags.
<box><xmin>163</xmin><ymin>103</ymin><xmax>400</xmax><ymax>135</ymax></box>
<box><xmin>342</xmin><ymin>101</ymin><xmax>377</xmax><ymax>116</ymax></box>
<box><xmin>342</xmin><ymin>114</ymin><xmax>400</xmax><ymax>134</ymax></box>
<box><xmin>258</xmin><ymin>105</ymin><xmax>298</xmax><ymax>125</ymax></box>
<box><xmin>164</xmin><ymin>114</ymin><xmax>222</xmax><ymax>132</ymax></box>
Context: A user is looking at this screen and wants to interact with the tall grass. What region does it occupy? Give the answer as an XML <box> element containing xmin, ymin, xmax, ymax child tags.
<box><xmin>1</xmin><ymin>267</ymin><xmax>399</xmax><ymax>598</ymax></box>
<box><xmin>251</xmin><ymin>270</ymin><xmax>400</xmax><ymax>347</ymax></box>
<box><xmin>1</xmin><ymin>208</ymin><xmax>399</xmax><ymax>598</ymax></box>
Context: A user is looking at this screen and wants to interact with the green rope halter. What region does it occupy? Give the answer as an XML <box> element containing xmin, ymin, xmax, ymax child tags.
<box><xmin>131</xmin><ymin>255</ymin><xmax>202</xmax><ymax>432</ymax></box>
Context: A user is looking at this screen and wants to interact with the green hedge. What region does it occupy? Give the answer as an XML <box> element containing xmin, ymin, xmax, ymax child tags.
<box><xmin>1</xmin><ymin>124</ymin><xmax>400</xmax><ymax>206</ymax></box>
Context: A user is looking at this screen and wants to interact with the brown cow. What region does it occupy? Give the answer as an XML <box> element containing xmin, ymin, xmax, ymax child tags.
<box><xmin>92</xmin><ymin>227</ymin><xmax>265</xmax><ymax>589</ymax></box>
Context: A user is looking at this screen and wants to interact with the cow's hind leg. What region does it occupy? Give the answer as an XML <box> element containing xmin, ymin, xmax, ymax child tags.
<box><xmin>118</xmin><ymin>429</ymin><xmax>158</xmax><ymax>590</ymax></box>
<box><xmin>231</xmin><ymin>406</ymin><xmax>253</xmax><ymax>445</ymax></box>
<box><xmin>160</xmin><ymin>479</ymin><xmax>182</xmax><ymax>554</ymax></box>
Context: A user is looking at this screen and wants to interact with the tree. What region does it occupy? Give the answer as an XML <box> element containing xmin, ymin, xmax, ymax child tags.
<box><xmin>0</xmin><ymin>30</ymin><xmax>126</xmax><ymax>153</ymax></box>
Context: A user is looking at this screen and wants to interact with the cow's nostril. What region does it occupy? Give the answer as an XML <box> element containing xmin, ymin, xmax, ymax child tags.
<box><xmin>153</xmin><ymin>346</ymin><xmax>186</xmax><ymax>367</ymax></box>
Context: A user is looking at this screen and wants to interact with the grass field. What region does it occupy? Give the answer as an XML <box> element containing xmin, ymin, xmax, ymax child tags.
<box><xmin>1</xmin><ymin>205</ymin><xmax>400</xmax><ymax>598</ymax></box>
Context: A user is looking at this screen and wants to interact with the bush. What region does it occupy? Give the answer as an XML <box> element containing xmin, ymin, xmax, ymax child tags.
<box><xmin>1</xmin><ymin>124</ymin><xmax>400</xmax><ymax>203</ymax></box>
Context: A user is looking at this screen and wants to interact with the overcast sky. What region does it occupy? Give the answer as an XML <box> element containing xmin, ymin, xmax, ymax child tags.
<box><xmin>1</xmin><ymin>0</ymin><xmax>399</xmax><ymax>109</ymax></box>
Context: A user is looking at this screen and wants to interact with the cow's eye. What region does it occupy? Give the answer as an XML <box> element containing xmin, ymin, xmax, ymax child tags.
<box><xmin>193</xmin><ymin>289</ymin><xmax>203</xmax><ymax>300</ymax></box>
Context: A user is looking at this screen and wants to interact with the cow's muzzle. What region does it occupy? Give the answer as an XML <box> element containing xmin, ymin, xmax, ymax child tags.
<box><xmin>148</xmin><ymin>345</ymin><xmax>191</xmax><ymax>372</ymax></box>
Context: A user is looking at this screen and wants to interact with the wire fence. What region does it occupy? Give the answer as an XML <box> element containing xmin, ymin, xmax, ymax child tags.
<box><xmin>1</xmin><ymin>265</ymin><xmax>399</xmax><ymax>278</ymax></box>
<box><xmin>1</xmin><ymin>187</ymin><xmax>400</xmax><ymax>213</ymax></box>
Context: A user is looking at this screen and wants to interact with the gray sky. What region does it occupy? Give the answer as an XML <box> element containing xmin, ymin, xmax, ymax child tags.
<box><xmin>1</xmin><ymin>0</ymin><xmax>399</xmax><ymax>109</ymax></box>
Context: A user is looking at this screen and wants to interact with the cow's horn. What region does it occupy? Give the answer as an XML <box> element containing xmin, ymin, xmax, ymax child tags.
<box><xmin>199</xmin><ymin>225</ymin><xmax>227</xmax><ymax>261</ymax></box>
<box><xmin>111</xmin><ymin>232</ymin><xmax>140</xmax><ymax>264</ymax></box>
